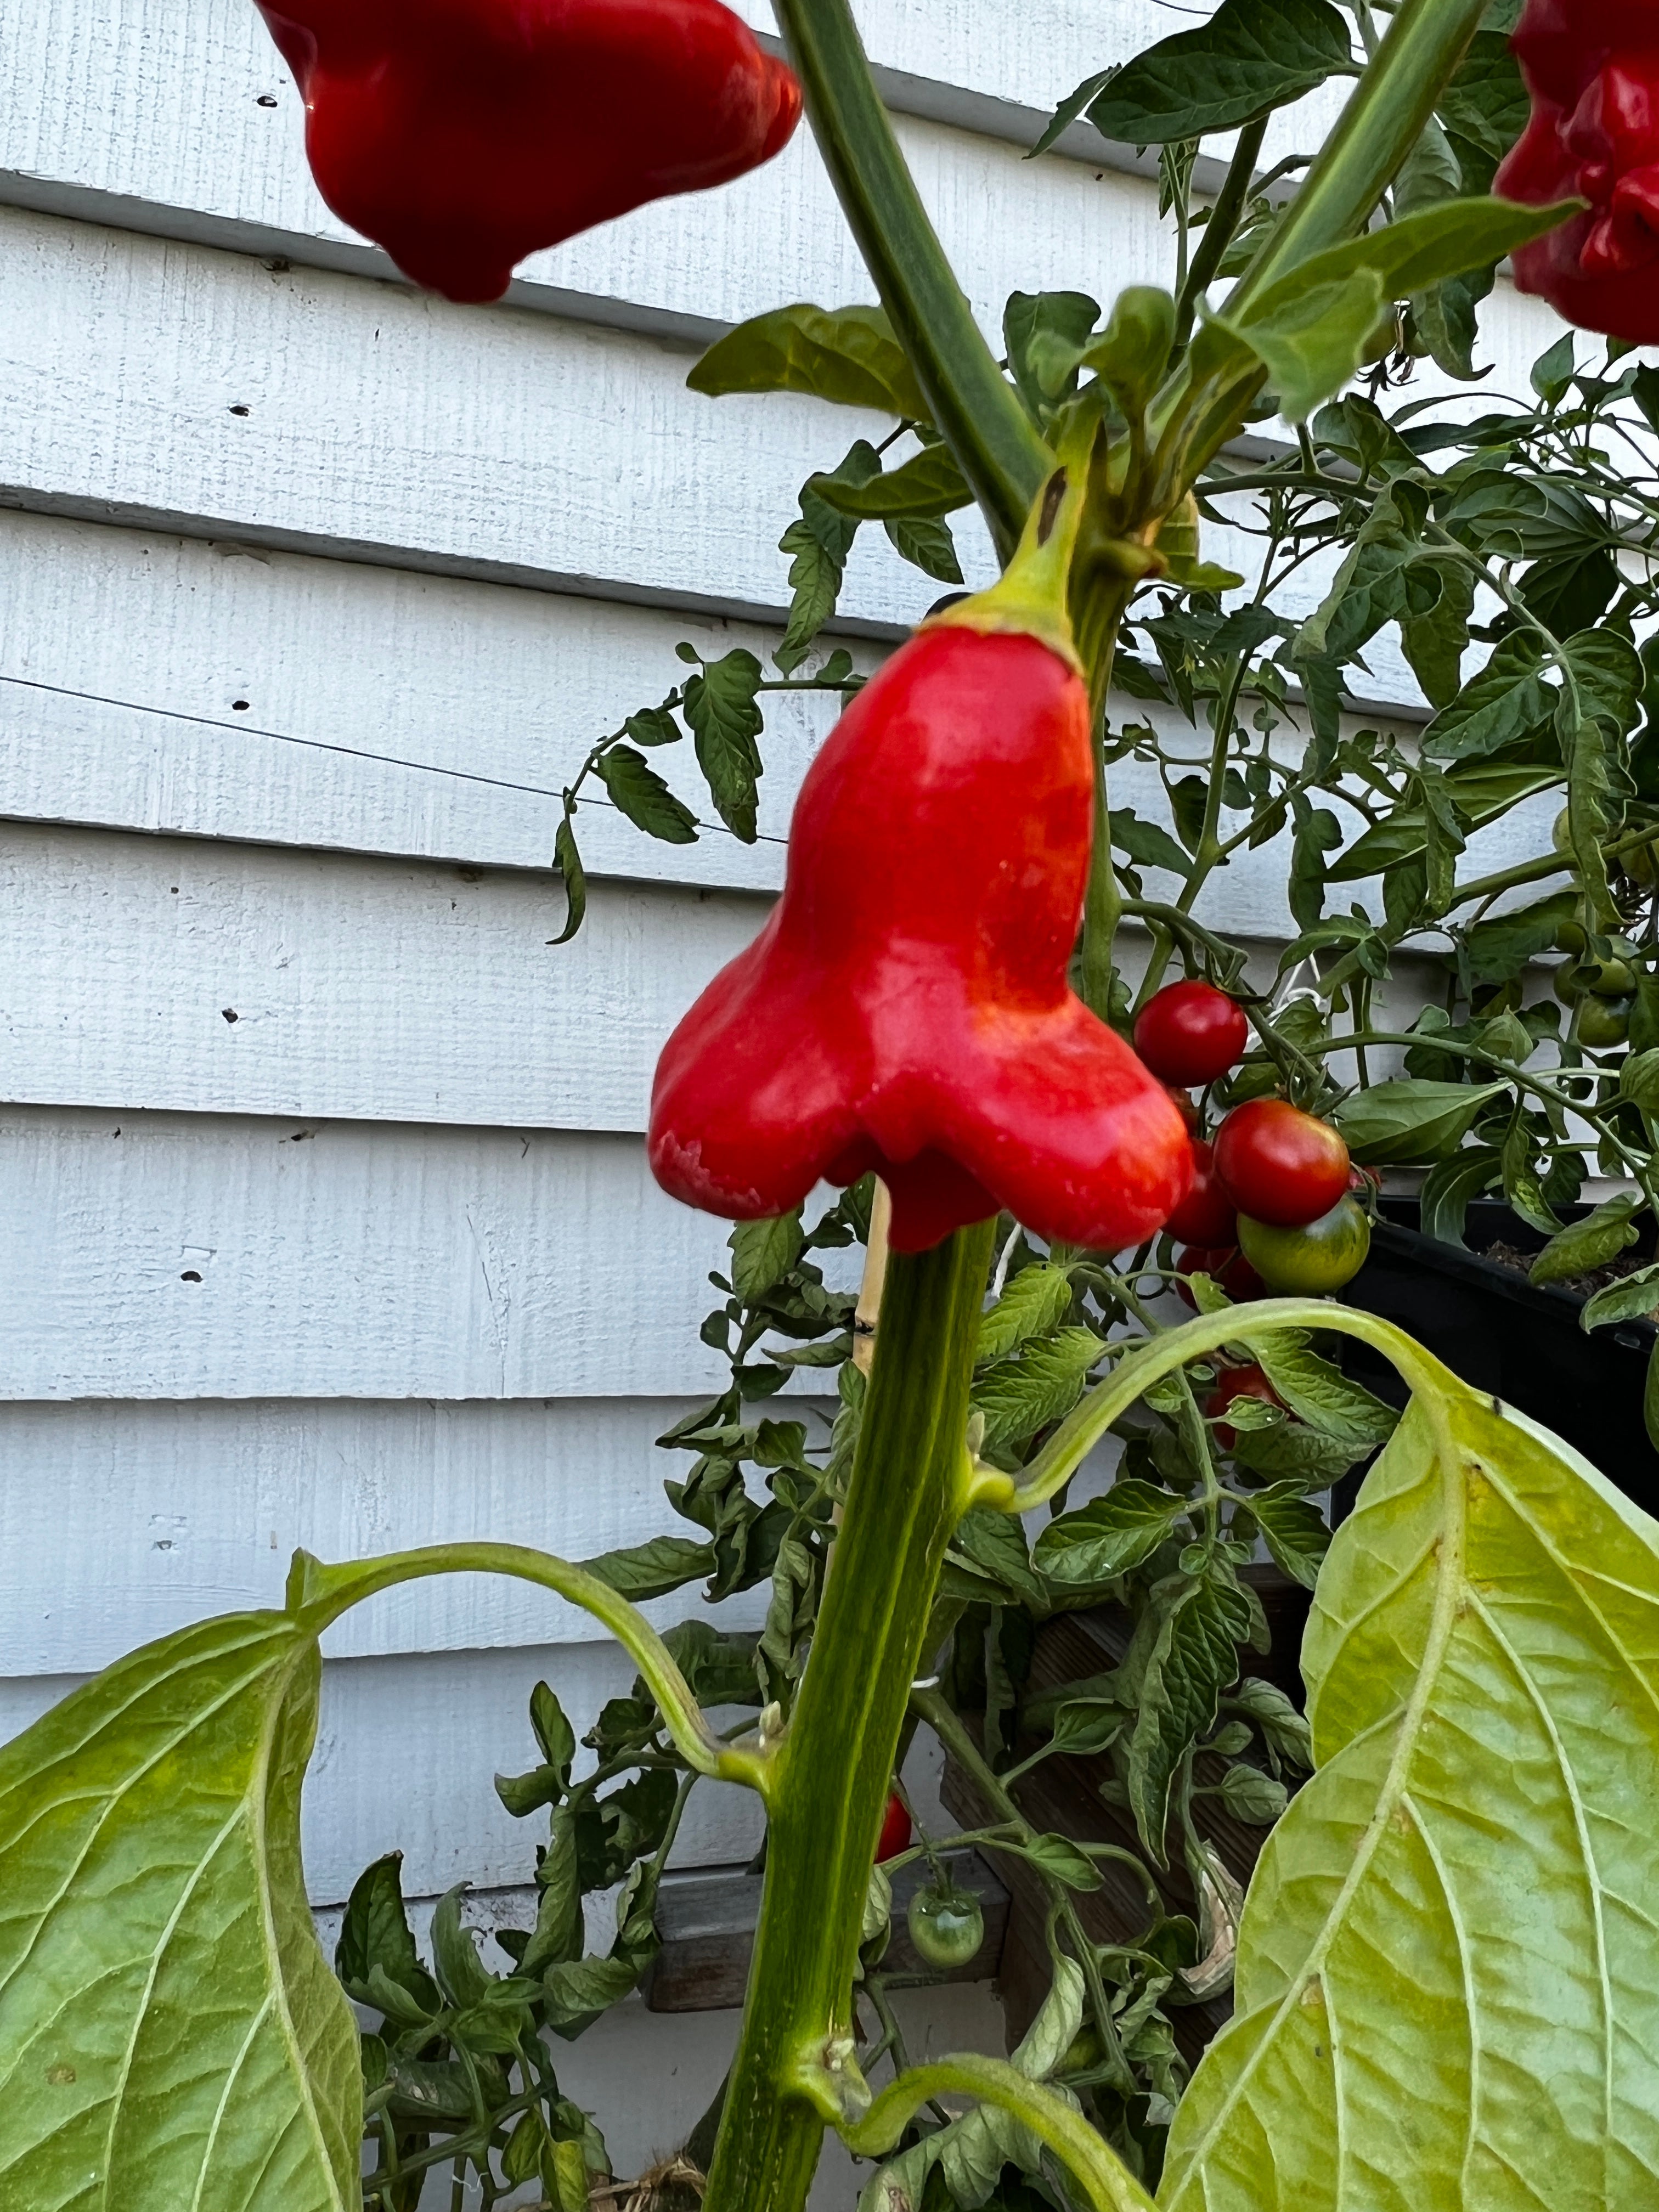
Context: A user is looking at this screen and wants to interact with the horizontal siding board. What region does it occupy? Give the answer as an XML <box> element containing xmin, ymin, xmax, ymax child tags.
<box><xmin>0</xmin><ymin>205</ymin><xmax>1562</xmax><ymax>642</ymax></box>
<box><xmin>0</xmin><ymin>822</ymin><xmax>764</xmax><ymax>1128</ymax></box>
<box><xmin>0</xmin><ymin>1107</ymin><xmax>809</xmax><ymax>1402</ymax></box>
<box><xmin>0</xmin><ymin>202</ymin><xmax>997</xmax><ymax>629</ymax></box>
<box><xmin>0</xmin><ymin>1394</ymin><xmax>830</xmax><ymax>1674</ymax></box>
<box><xmin>0</xmin><ymin>508</ymin><xmax>834</xmax><ymax>889</ymax></box>
<box><xmin>0</xmin><ymin>750</ymin><xmax>1557</xmax><ymax>1113</ymax></box>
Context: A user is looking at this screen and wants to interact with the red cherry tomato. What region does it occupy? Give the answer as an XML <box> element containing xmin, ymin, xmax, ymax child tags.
<box><xmin>1165</xmin><ymin>1139</ymin><xmax>1238</xmax><ymax>1246</ymax></box>
<box><xmin>1213</xmin><ymin>1099</ymin><xmax>1350</xmax><ymax>1228</ymax></box>
<box><xmin>1175</xmin><ymin>1244</ymin><xmax>1265</xmax><ymax>1307</ymax></box>
<box><xmin>1134</xmin><ymin>981</ymin><xmax>1250</xmax><ymax>1088</ymax></box>
<box><xmin>876</xmin><ymin>1791</ymin><xmax>912</xmax><ymax>1864</ymax></box>
<box><xmin>1203</xmin><ymin>1362</ymin><xmax>1283</xmax><ymax>1449</ymax></box>
<box><xmin>1164</xmin><ymin>1084</ymin><xmax>1201</xmax><ymax>1133</ymax></box>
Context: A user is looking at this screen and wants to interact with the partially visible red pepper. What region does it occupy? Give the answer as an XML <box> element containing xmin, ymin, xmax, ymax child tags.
<box><xmin>649</xmin><ymin>469</ymin><xmax>1192</xmax><ymax>1256</ymax></box>
<box><xmin>1498</xmin><ymin>0</ymin><xmax>1659</xmax><ymax>340</ymax></box>
<box><xmin>253</xmin><ymin>0</ymin><xmax>802</xmax><ymax>303</ymax></box>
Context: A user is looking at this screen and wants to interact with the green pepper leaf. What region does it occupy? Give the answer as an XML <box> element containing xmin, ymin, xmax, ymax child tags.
<box><xmin>0</xmin><ymin>1611</ymin><xmax>361</xmax><ymax>2208</ymax></box>
<box><xmin>1581</xmin><ymin>1264</ymin><xmax>1659</xmax><ymax>1333</ymax></box>
<box><xmin>1419</xmin><ymin>1146</ymin><xmax>1502</xmax><ymax>1246</ymax></box>
<box><xmin>1203</xmin><ymin>197</ymin><xmax>1578</xmax><ymax>422</ymax></box>
<box><xmin>1161</xmin><ymin>1372</ymin><xmax>1659</xmax><ymax>2209</ymax></box>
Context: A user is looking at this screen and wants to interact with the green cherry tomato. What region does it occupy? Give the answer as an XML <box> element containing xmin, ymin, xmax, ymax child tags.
<box><xmin>1554</xmin><ymin>957</ymin><xmax>1634</xmax><ymax>1005</ymax></box>
<box><xmin>1237</xmin><ymin>1194</ymin><xmax>1372</xmax><ymax>1295</ymax></box>
<box><xmin>1555</xmin><ymin>917</ymin><xmax>1589</xmax><ymax>957</ymax></box>
<box><xmin>906</xmin><ymin>1884</ymin><xmax>985</xmax><ymax>1972</ymax></box>
<box><xmin>1578</xmin><ymin>994</ymin><xmax>1633</xmax><ymax>1049</ymax></box>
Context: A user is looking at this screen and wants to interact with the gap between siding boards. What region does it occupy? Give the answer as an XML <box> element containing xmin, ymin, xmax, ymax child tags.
<box><xmin>0</xmin><ymin>77</ymin><xmax>1245</xmax><ymax>339</ymax></box>
<box><xmin>0</xmin><ymin>483</ymin><xmax>1432</xmax><ymax>738</ymax></box>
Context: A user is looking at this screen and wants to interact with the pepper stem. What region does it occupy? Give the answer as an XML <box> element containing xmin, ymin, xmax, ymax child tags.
<box><xmin>923</xmin><ymin>432</ymin><xmax>1094</xmax><ymax>669</ymax></box>
<box><xmin>702</xmin><ymin>1220</ymin><xmax>996</xmax><ymax>2212</ymax></box>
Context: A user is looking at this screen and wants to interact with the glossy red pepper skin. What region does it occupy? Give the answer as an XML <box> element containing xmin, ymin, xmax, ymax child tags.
<box><xmin>255</xmin><ymin>0</ymin><xmax>803</xmax><ymax>303</ymax></box>
<box><xmin>649</xmin><ymin>624</ymin><xmax>1192</xmax><ymax>1255</ymax></box>
<box><xmin>1498</xmin><ymin>0</ymin><xmax>1659</xmax><ymax>340</ymax></box>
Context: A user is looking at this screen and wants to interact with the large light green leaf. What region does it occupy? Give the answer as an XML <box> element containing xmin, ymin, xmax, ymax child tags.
<box><xmin>1159</xmin><ymin>1368</ymin><xmax>1659</xmax><ymax>2208</ymax></box>
<box><xmin>0</xmin><ymin>1611</ymin><xmax>360</xmax><ymax>2211</ymax></box>
<box><xmin>0</xmin><ymin>1543</ymin><xmax>743</xmax><ymax>2212</ymax></box>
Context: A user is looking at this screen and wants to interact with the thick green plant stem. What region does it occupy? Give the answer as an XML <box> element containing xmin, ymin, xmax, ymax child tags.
<box><xmin>703</xmin><ymin>1218</ymin><xmax>997</xmax><ymax>2212</ymax></box>
<box><xmin>769</xmin><ymin>0</ymin><xmax>1049</xmax><ymax>556</ymax></box>
<box><xmin>1075</xmin><ymin>574</ymin><xmax>1135</xmax><ymax>1020</ymax></box>
<box><xmin>1227</xmin><ymin>0</ymin><xmax>1489</xmax><ymax>315</ymax></box>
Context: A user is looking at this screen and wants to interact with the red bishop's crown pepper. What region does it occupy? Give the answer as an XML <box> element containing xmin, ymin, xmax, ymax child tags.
<box><xmin>1498</xmin><ymin>0</ymin><xmax>1659</xmax><ymax>340</ymax></box>
<box><xmin>648</xmin><ymin>465</ymin><xmax>1193</xmax><ymax>1255</ymax></box>
<box><xmin>253</xmin><ymin>0</ymin><xmax>803</xmax><ymax>303</ymax></box>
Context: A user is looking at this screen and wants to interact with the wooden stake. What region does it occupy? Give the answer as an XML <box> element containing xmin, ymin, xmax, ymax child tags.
<box><xmin>852</xmin><ymin>1179</ymin><xmax>893</xmax><ymax>1375</ymax></box>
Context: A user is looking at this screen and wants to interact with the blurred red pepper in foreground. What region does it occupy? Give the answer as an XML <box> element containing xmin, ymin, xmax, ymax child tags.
<box><xmin>254</xmin><ymin>0</ymin><xmax>802</xmax><ymax>302</ymax></box>
<box><xmin>650</xmin><ymin>469</ymin><xmax>1192</xmax><ymax>1255</ymax></box>
<box><xmin>1499</xmin><ymin>0</ymin><xmax>1659</xmax><ymax>340</ymax></box>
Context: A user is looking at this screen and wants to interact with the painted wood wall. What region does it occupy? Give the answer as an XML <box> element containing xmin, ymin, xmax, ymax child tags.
<box><xmin>0</xmin><ymin>0</ymin><xmax>1568</xmax><ymax>2183</ymax></box>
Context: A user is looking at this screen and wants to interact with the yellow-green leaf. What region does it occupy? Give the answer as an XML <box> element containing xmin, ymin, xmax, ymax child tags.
<box><xmin>1160</xmin><ymin>1369</ymin><xmax>1659</xmax><ymax>2208</ymax></box>
<box><xmin>0</xmin><ymin>1612</ymin><xmax>359</xmax><ymax>2210</ymax></box>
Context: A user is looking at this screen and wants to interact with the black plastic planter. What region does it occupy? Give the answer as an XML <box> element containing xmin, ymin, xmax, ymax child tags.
<box><xmin>1338</xmin><ymin>1198</ymin><xmax>1659</xmax><ymax>1514</ymax></box>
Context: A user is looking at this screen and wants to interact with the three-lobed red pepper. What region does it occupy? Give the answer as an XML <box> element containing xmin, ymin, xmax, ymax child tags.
<box><xmin>1499</xmin><ymin>0</ymin><xmax>1659</xmax><ymax>341</ymax></box>
<box><xmin>253</xmin><ymin>0</ymin><xmax>802</xmax><ymax>302</ymax></box>
<box><xmin>649</xmin><ymin>470</ymin><xmax>1193</xmax><ymax>1256</ymax></box>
